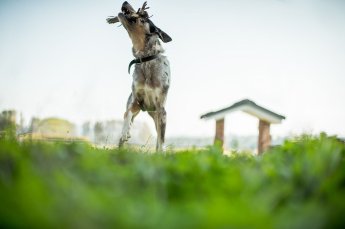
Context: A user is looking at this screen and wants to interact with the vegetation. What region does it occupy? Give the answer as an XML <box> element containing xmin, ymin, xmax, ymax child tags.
<box><xmin>0</xmin><ymin>134</ymin><xmax>344</xmax><ymax>229</ymax></box>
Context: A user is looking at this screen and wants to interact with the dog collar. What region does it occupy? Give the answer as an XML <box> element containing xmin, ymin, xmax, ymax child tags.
<box><xmin>128</xmin><ymin>54</ymin><xmax>160</xmax><ymax>74</ymax></box>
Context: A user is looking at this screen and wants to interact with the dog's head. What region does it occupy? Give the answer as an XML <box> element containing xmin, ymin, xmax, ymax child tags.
<box><xmin>107</xmin><ymin>1</ymin><xmax>172</xmax><ymax>51</ymax></box>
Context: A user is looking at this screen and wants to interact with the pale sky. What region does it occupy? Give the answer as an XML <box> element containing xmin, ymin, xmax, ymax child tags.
<box><xmin>0</xmin><ymin>0</ymin><xmax>344</xmax><ymax>138</ymax></box>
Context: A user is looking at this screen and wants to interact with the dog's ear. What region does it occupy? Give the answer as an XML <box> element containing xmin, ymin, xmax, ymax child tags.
<box><xmin>156</xmin><ymin>27</ymin><xmax>172</xmax><ymax>43</ymax></box>
<box><xmin>148</xmin><ymin>19</ymin><xmax>172</xmax><ymax>43</ymax></box>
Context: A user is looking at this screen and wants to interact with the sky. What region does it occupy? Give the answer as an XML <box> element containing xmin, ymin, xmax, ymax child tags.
<box><xmin>0</xmin><ymin>0</ymin><xmax>345</xmax><ymax>138</ymax></box>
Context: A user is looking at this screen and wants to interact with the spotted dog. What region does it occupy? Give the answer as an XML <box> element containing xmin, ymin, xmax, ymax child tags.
<box><xmin>107</xmin><ymin>1</ymin><xmax>172</xmax><ymax>151</ymax></box>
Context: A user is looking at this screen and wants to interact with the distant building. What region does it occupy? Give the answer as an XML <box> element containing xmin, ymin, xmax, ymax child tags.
<box><xmin>20</xmin><ymin>117</ymin><xmax>82</xmax><ymax>142</ymax></box>
<box><xmin>16</xmin><ymin>115</ymin><xmax>152</xmax><ymax>146</ymax></box>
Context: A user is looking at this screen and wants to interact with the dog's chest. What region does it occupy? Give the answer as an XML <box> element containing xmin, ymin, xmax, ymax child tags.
<box><xmin>135</xmin><ymin>83</ymin><xmax>160</xmax><ymax>97</ymax></box>
<box><xmin>133</xmin><ymin>83</ymin><xmax>163</xmax><ymax>111</ymax></box>
<box><xmin>132</xmin><ymin>59</ymin><xmax>170</xmax><ymax>110</ymax></box>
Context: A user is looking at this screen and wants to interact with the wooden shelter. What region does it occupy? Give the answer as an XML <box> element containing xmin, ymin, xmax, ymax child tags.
<box><xmin>200</xmin><ymin>99</ymin><xmax>285</xmax><ymax>154</ymax></box>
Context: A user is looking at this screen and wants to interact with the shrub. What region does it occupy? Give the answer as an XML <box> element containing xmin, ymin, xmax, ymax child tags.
<box><xmin>0</xmin><ymin>134</ymin><xmax>344</xmax><ymax>228</ymax></box>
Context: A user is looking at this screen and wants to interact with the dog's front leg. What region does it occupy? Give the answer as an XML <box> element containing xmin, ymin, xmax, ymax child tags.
<box><xmin>118</xmin><ymin>111</ymin><xmax>133</xmax><ymax>147</ymax></box>
<box><xmin>118</xmin><ymin>95</ymin><xmax>140</xmax><ymax>148</ymax></box>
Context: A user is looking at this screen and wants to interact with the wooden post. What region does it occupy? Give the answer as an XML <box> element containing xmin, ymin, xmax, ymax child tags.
<box><xmin>214</xmin><ymin>118</ymin><xmax>225</xmax><ymax>148</ymax></box>
<box><xmin>258</xmin><ymin>119</ymin><xmax>271</xmax><ymax>154</ymax></box>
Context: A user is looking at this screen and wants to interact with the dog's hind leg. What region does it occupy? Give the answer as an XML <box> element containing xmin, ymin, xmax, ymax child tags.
<box><xmin>118</xmin><ymin>94</ymin><xmax>140</xmax><ymax>147</ymax></box>
<box><xmin>149</xmin><ymin>108</ymin><xmax>166</xmax><ymax>152</ymax></box>
<box><xmin>158</xmin><ymin>108</ymin><xmax>167</xmax><ymax>152</ymax></box>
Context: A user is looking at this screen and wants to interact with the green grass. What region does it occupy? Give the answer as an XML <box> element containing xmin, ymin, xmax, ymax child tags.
<box><xmin>0</xmin><ymin>134</ymin><xmax>344</xmax><ymax>229</ymax></box>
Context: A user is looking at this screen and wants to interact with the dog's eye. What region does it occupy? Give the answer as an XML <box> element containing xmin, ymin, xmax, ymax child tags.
<box><xmin>129</xmin><ymin>17</ymin><xmax>137</xmax><ymax>24</ymax></box>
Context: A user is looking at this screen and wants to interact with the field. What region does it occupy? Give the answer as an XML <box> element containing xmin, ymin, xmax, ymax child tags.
<box><xmin>0</xmin><ymin>134</ymin><xmax>344</xmax><ymax>229</ymax></box>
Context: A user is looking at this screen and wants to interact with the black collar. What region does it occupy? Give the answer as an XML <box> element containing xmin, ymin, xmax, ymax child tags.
<box><xmin>128</xmin><ymin>54</ymin><xmax>160</xmax><ymax>74</ymax></box>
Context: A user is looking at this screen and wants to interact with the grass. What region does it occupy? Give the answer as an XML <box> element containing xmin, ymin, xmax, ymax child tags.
<box><xmin>0</xmin><ymin>133</ymin><xmax>344</xmax><ymax>229</ymax></box>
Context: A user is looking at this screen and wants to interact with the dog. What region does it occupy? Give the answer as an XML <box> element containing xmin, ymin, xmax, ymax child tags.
<box><xmin>107</xmin><ymin>1</ymin><xmax>172</xmax><ymax>151</ymax></box>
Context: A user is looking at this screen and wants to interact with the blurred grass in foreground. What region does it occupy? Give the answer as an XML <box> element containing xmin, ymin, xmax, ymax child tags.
<box><xmin>0</xmin><ymin>134</ymin><xmax>344</xmax><ymax>229</ymax></box>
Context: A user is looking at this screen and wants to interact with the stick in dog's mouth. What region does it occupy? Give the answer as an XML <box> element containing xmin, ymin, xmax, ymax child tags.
<box><xmin>106</xmin><ymin>16</ymin><xmax>119</xmax><ymax>24</ymax></box>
